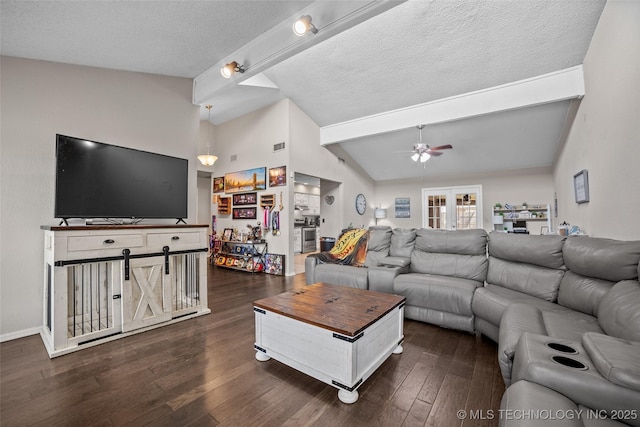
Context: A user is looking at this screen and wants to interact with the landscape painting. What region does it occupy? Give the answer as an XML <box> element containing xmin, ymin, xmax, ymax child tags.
<box><xmin>224</xmin><ymin>167</ymin><xmax>266</xmax><ymax>194</ymax></box>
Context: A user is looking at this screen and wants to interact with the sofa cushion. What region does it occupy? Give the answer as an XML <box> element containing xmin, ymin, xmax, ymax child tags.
<box><xmin>390</xmin><ymin>228</ymin><xmax>416</xmax><ymax>258</ymax></box>
<box><xmin>377</xmin><ymin>256</ymin><xmax>410</xmax><ymax>268</ymax></box>
<box><xmin>394</xmin><ymin>273</ymin><xmax>480</xmax><ymax>317</ymax></box>
<box><xmin>487</xmin><ymin>257</ymin><xmax>565</xmax><ymax>301</ymax></box>
<box><xmin>563</xmin><ymin>236</ymin><xmax>640</xmax><ymax>282</ymax></box>
<box><xmin>582</xmin><ymin>332</ymin><xmax>640</xmax><ymax>392</ymax></box>
<box><xmin>364</xmin><ymin>226</ymin><xmax>392</xmax><ymax>268</ymax></box>
<box><xmin>410</xmin><ymin>229</ymin><xmax>488</xmax><ymax>282</ymax></box>
<box><xmin>472</xmin><ymin>284</ymin><xmax>560</xmax><ymax>329</ymax></box>
<box><xmin>313</xmin><ymin>264</ymin><xmax>368</xmax><ymax>290</ymax></box>
<box><xmin>597</xmin><ymin>280</ymin><xmax>640</xmax><ymax>341</ymax></box>
<box><xmin>557</xmin><ymin>271</ymin><xmax>614</xmax><ymax>317</ymax></box>
<box><xmin>415</xmin><ymin>228</ymin><xmax>488</xmax><ymax>255</ymax></box>
<box><xmin>489</xmin><ymin>232</ymin><xmax>566</xmax><ymax>269</ymax></box>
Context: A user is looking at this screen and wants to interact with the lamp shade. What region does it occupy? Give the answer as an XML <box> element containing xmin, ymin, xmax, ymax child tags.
<box><xmin>198</xmin><ymin>154</ymin><xmax>218</xmax><ymax>166</ymax></box>
<box><xmin>374</xmin><ymin>208</ymin><xmax>387</xmax><ymax>219</ymax></box>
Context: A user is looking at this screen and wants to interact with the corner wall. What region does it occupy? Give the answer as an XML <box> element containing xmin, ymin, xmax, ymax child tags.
<box><xmin>0</xmin><ymin>56</ymin><xmax>198</xmax><ymax>338</ymax></box>
<box><xmin>553</xmin><ymin>0</ymin><xmax>640</xmax><ymax>239</ymax></box>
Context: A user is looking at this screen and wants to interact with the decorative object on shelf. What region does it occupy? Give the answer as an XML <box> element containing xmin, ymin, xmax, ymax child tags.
<box><xmin>223</xmin><ymin>228</ymin><xmax>233</xmax><ymax>241</ymax></box>
<box><xmin>233</xmin><ymin>207</ymin><xmax>257</xmax><ymax>220</ymax></box>
<box><xmin>395</xmin><ymin>197</ymin><xmax>410</xmax><ymax>218</ymax></box>
<box><xmin>573</xmin><ymin>169</ymin><xmax>589</xmax><ymax>204</ymax></box>
<box><xmin>355</xmin><ymin>193</ymin><xmax>366</xmax><ymax>215</ymax></box>
<box><xmin>233</xmin><ymin>192</ymin><xmax>257</xmax><ymax>206</ymax></box>
<box><xmin>264</xmin><ymin>253</ymin><xmax>285</xmax><ymax>275</ymax></box>
<box><xmin>198</xmin><ymin>105</ymin><xmax>218</xmax><ymax>166</ymax></box>
<box><xmin>213</xmin><ymin>177</ymin><xmax>224</xmax><ymax>193</ymax></box>
<box><xmin>247</xmin><ymin>223</ymin><xmax>262</xmax><ymax>241</ymax></box>
<box><xmin>224</xmin><ymin>167</ymin><xmax>266</xmax><ymax>193</ymax></box>
<box><xmin>220</xmin><ymin>61</ymin><xmax>245</xmax><ymax>78</ymax></box>
<box><xmin>494</xmin><ymin>203</ymin><xmax>502</xmax><ymax>208</ymax></box>
<box><xmin>325</xmin><ymin>195</ymin><xmax>335</xmax><ymax>205</ymax></box>
<box><xmin>293</xmin><ymin>15</ymin><xmax>318</xmax><ymax>36</ymax></box>
<box><xmin>215</xmin><ymin>240</ymin><xmax>267</xmax><ymax>273</ymax></box>
<box><xmin>268</xmin><ymin>166</ymin><xmax>287</xmax><ymax>187</ymax></box>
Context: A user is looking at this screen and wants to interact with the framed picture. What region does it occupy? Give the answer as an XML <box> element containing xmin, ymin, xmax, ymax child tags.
<box><xmin>264</xmin><ymin>253</ymin><xmax>285</xmax><ymax>275</ymax></box>
<box><xmin>224</xmin><ymin>167</ymin><xmax>267</xmax><ymax>194</ymax></box>
<box><xmin>222</xmin><ymin>228</ymin><xmax>233</xmax><ymax>241</ymax></box>
<box><xmin>269</xmin><ymin>166</ymin><xmax>287</xmax><ymax>187</ymax></box>
<box><xmin>213</xmin><ymin>177</ymin><xmax>225</xmax><ymax>193</ymax></box>
<box><xmin>395</xmin><ymin>197</ymin><xmax>411</xmax><ymax>218</ymax></box>
<box><xmin>573</xmin><ymin>169</ymin><xmax>589</xmax><ymax>204</ymax></box>
<box><xmin>233</xmin><ymin>192</ymin><xmax>257</xmax><ymax>205</ymax></box>
<box><xmin>233</xmin><ymin>207</ymin><xmax>257</xmax><ymax>220</ymax></box>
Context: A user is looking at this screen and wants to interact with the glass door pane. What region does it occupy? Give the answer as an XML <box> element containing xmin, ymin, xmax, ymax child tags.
<box><xmin>427</xmin><ymin>194</ymin><xmax>447</xmax><ymax>229</ymax></box>
<box><xmin>456</xmin><ymin>192</ymin><xmax>477</xmax><ymax>229</ymax></box>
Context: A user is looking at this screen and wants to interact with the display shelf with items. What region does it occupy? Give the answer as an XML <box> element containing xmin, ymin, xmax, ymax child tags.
<box><xmin>492</xmin><ymin>203</ymin><xmax>552</xmax><ymax>234</ymax></box>
<box><xmin>214</xmin><ymin>240</ymin><xmax>268</xmax><ymax>273</ymax></box>
<box><xmin>217</xmin><ymin>197</ymin><xmax>231</xmax><ymax>215</ymax></box>
<box><xmin>260</xmin><ymin>194</ymin><xmax>275</xmax><ymax>209</ymax></box>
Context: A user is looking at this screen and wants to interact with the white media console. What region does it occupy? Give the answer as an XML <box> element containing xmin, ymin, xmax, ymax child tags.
<box><xmin>40</xmin><ymin>224</ymin><xmax>211</xmax><ymax>357</ymax></box>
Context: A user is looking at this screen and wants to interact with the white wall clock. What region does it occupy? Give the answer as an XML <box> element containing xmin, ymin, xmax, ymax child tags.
<box><xmin>355</xmin><ymin>193</ymin><xmax>366</xmax><ymax>215</ymax></box>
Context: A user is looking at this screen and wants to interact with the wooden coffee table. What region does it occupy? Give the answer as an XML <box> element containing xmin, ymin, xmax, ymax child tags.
<box><xmin>253</xmin><ymin>282</ymin><xmax>405</xmax><ymax>403</ymax></box>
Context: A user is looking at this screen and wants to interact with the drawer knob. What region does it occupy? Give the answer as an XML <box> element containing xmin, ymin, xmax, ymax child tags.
<box><xmin>171</xmin><ymin>236</ymin><xmax>180</xmax><ymax>240</ymax></box>
<box><xmin>103</xmin><ymin>239</ymin><xmax>115</xmax><ymax>245</ymax></box>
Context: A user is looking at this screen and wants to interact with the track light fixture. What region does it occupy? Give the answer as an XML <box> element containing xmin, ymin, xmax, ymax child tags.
<box><xmin>293</xmin><ymin>15</ymin><xmax>318</xmax><ymax>36</ymax></box>
<box><xmin>220</xmin><ymin>61</ymin><xmax>245</xmax><ymax>78</ymax></box>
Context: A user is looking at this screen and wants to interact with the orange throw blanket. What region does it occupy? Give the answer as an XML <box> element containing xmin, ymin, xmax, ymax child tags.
<box><xmin>315</xmin><ymin>228</ymin><xmax>369</xmax><ymax>267</ymax></box>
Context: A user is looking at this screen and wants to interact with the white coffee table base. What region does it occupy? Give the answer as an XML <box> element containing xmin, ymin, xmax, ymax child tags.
<box><xmin>254</xmin><ymin>305</ymin><xmax>404</xmax><ymax>404</ymax></box>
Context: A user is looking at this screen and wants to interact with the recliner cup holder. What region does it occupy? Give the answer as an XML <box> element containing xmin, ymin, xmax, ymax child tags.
<box><xmin>546</xmin><ymin>342</ymin><xmax>578</xmax><ymax>354</ymax></box>
<box><xmin>551</xmin><ymin>355</ymin><xmax>587</xmax><ymax>370</ymax></box>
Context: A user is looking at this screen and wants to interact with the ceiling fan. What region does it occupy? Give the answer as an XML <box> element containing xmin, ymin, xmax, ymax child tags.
<box><xmin>411</xmin><ymin>125</ymin><xmax>453</xmax><ymax>163</ymax></box>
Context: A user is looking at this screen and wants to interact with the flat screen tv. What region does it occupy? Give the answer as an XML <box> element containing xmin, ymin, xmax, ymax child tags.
<box><xmin>55</xmin><ymin>134</ymin><xmax>188</xmax><ymax>222</ymax></box>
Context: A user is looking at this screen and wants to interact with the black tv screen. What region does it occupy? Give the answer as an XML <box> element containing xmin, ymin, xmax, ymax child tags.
<box><xmin>55</xmin><ymin>134</ymin><xmax>188</xmax><ymax>220</ymax></box>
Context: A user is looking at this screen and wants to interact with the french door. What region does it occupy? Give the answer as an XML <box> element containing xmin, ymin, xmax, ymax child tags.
<box><xmin>422</xmin><ymin>185</ymin><xmax>483</xmax><ymax>230</ymax></box>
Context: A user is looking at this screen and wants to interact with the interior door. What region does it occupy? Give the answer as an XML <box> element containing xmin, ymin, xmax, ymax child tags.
<box><xmin>422</xmin><ymin>186</ymin><xmax>483</xmax><ymax>230</ymax></box>
<box><xmin>122</xmin><ymin>256</ymin><xmax>171</xmax><ymax>332</ymax></box>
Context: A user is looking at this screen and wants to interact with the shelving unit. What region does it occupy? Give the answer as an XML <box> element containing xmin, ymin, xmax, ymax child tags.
<box><xmin>492</xmin><ymin>204</ymin><xmax>552</xmax><ymax>234</ymax></box>
<box><xmin>217</xmin><ymin>197</ymin><xmax>231</xmax><ymax>215</ymax></box>
<box><xmin>260</xmin><ymin>194</ymin><xmax>275</xmax><ymax>209</ymax></box>
<box><xmin>214</xmin><ymin>240</ymin><xmax>268</xmax><ymax>273</ymax></box>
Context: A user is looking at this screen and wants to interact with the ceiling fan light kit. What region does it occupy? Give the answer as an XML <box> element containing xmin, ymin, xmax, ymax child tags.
<box><xmin>410</xmin><ymin>125</ymin><xmax>452</xmax><ymax>163</ymax></box>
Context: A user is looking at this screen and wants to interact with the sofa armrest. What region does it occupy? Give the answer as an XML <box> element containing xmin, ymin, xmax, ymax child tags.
<box><xmin>582</xmin><ymin>332</ymin><xmax>640</xmax><ymax>392</ymax></box>
<box><xmin>368</xmin><ymin>265</ymin><xmax>408</xmax><ymax>294</ymax></box>
<box><xmin>305</xmin><ymin>254</ymin><xmax>322</xmax><ymax>285</ymax></box>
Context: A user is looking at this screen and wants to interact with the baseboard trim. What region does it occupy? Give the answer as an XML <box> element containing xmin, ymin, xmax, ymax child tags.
<box><xmin>0</xmin><ymin>327</ymin><xmax>42</xmax><ymax>343</ymax></box>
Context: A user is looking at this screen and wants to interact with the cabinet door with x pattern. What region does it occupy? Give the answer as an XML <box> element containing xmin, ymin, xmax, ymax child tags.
<box><xmin>122</xmin><ymin>256</ymin><xmax>172</xmax><ymax>332</ymax></box>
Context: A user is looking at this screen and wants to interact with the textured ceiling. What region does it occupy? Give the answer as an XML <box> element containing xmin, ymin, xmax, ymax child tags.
<box><xmin>1</xmin><ymin>0</ymin><xmax>607</xmax><ymax>181</ymax></box>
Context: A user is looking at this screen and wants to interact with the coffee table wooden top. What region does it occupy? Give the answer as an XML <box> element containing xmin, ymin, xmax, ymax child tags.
<box><xmin>253</xmin><ymin>282</ymin><xmax>405</xmax><ymax>337</ymax></box>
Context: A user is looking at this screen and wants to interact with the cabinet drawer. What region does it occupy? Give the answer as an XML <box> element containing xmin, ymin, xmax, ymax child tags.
<box><xmin>67</xmin><ymin>234</ymin><xmax>144</xmax><ymax>252</ymax></box>
<box><xmin>147</xmin><ymin>232</ymin><xmax>202</xmax><ymax>250</ymax></box>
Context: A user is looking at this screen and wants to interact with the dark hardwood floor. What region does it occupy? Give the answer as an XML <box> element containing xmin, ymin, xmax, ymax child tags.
<box><xmin>1</xmin><ymin>266</ymin><xmax>504</xmax><ymax>426</ymax></box>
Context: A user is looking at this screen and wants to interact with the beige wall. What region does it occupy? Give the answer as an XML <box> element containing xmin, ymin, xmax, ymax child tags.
<box><xmin>0</xmin><ymin>56</ymin><xmax>198</xmax><ymax>337</ymax></box>
<box><xmin>375</xmin><ymin>167</ymin><xmax>554</xmax><ymax>234</ymax></box>
<box><xmin>553</xmin><ymin>0</ymin><xmax>640</xmax><ymax>240</ymax></box>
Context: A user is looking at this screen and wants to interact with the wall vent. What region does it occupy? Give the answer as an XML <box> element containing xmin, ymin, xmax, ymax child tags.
<box><xmin>273</xmin><ymin>142</ymin><xmax>285</xmax><ymax>152</ymax></box>
<box><xmin>230</xmin><ymin>154</ymin><xmax>237</xmax><ymax>162</ymax></box>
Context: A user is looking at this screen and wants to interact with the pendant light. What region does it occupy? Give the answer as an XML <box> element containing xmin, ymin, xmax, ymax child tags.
<box><xmin>198</xmin><ymin>105</ymin><xmax>218</xmax><ymax>166</ymax></box>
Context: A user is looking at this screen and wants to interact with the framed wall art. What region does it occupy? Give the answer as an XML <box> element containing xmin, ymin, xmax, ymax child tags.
<box><xmin>573</xmin><ymin>169</ymin><xmax>589</xmax><ymax>204</ymax></box>
<box><xmin>222</xmin><ymin>228</ymin><xmax>233</xmax><ymax>241</ymax></box>
<box><xmin>232</xmin><ymin>207</ymin><xmax>257</xmax><ymax>220</ymax></box>
<box><xmin>212</xmin><ymin>177</ymin><xmax>225</xmax><ymax>193</ymax></box>
<box><xmin>264</xmin><ymin>253</ymin><xmax>285</xmax><ymax>275</ymax></box>
<box><xmin>224</xmin><ymin>167</ymin><xmax>266</xmax><ymax>193</ymax></box>
<box><xmin>395</xmin><ymin>197</ymin><xmax>411</xmax><ymax>218</ymax></box>
<box><xmin>269</xmin><ymin>166</ymin><xmax>287</xmax><ymax>187</ymax></box>
<box><xmin>233</xmin><ymin>192</ymin><xmax>257</xmax><ymax>206</ymax></box>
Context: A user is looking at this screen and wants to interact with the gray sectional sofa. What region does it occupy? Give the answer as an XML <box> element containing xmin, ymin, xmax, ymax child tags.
<box><xmin>305</xmin><ymin>226</ymin><xmax>640</xmax><ymax>426</ymax></box>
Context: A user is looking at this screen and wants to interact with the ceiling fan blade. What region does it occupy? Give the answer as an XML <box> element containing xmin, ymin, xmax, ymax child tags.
<box><xmin>428</xmin><ymin>144</ymin><xmax>453</xmax><ymax>151</ymax></box>
<box><xmin>428</xmin><ymin>151</ymin><xmax>443</xmax><ymax>156</ymax></box>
